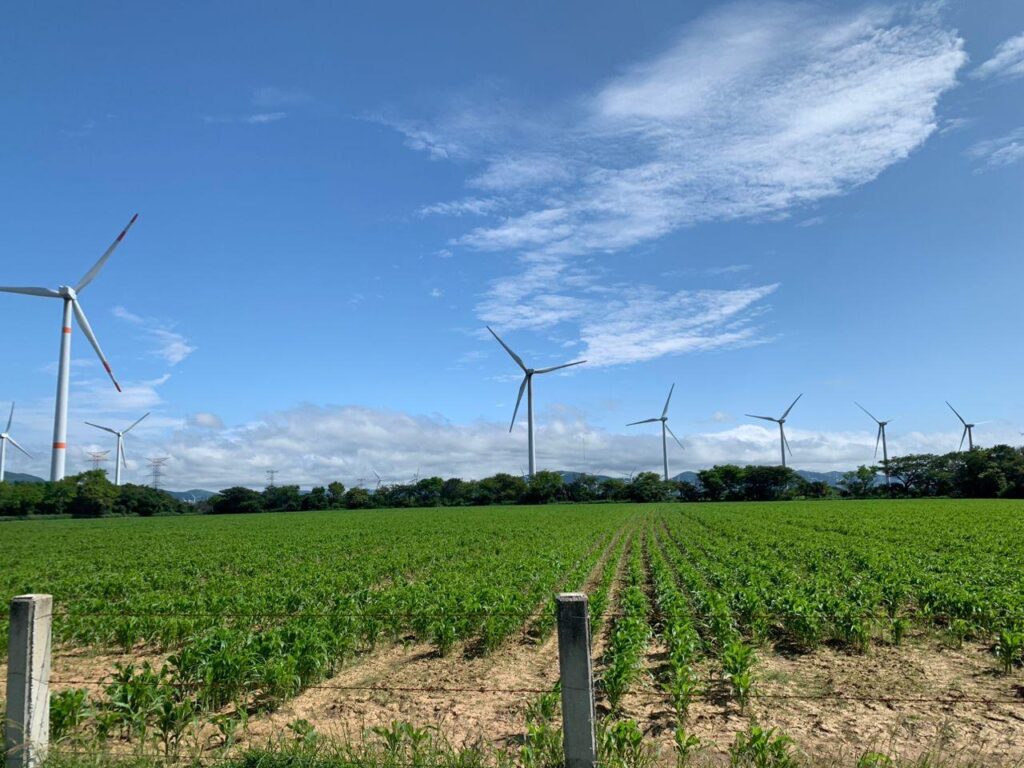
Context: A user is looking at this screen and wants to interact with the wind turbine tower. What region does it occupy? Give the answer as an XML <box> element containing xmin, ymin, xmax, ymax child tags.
<box><xmin>487</xmin><ymin>326</ymin><xmax>585</xmax><ymax>478</ymax></box>
<box><xmin>0</xmin><ymin>403</ymin><xmax>32</xmax><ymax>482</ymax></box>
<box><xmin>855</xmin><ymin>402</ymin><xmax>892</xmax><ymax>486</ymax></box>
<box><xmin>85</xmin><ymin>412</ymin><xmax>149</xmax><ymax>486</ymax></box>
<box><xmin>0</xmin><ymin>215</ymin><xmax>139</xmax><ymax>480</ymax></box>
<box><xmin>627</xmin><ymin>384</ymin><xmax>685</xmax><ymax>481</ymax></box>
<box><xmin>746</xmin><ymin>394</ymin><xmax>802</xmax><ymax>468</ymax></box>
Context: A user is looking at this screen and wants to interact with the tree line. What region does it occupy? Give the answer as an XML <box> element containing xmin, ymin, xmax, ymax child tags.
<box><xmin>2</xmin><ymin>445</ymin><xmax>1023</xmax><ymax>518</ymax></box>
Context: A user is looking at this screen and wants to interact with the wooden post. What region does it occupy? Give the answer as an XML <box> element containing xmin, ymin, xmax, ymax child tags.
<box><xmin>5</xmin><ymin>595</ymin><xmax>52</xmax><ymax>768</ymax></box>
<box><xmin>556</xmin><ymin>593</ymin><xmax>597</xmax><ymax>768</ymax></box>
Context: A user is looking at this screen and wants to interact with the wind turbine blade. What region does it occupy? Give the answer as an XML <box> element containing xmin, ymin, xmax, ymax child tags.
<box><xmin>0</xmin><ymin>286</ymin><xmax>61</xmax><ymax>298</ymax></box>
<box><xmin>958</xmin><ymin>427</ymin><xmax>967</xmax><ymax>452</ymax></box>
<box><xmin>781</xmin><ymin>393</ymin><xmax>803</xmax><ymax>420</ymax></box>
<box><xmin>946</xmin><ymin>401</ymin><xmax>967</xmax><ymax>426</ymax></box>
<box><xmin>665</xmin><ymin>423</ymin><xmax>685</xmax><ymax>451</ymax></box>
<box><xmin>72</xmin><ymin>300</ymin><xmax>121</xmax><ymax>392</ymax></box>
<box><xmin>487</xmin><ymin>326</ymin><xmax>527</xmax><ymax>372</ymax></box>
<box><xmin>534</xmin><ymin>360</ymin><xmax>586</xmax><ymax>374</ymax></box>
<box><xmin>7</xmin><ymin>436</ymin><xmax>31</xmax><ymax>458</ymax></box>
<box><xmin>120</xmin><ymin>441</ymin><xmax>128</xmax><ymax>469</ymax></box>
<box><xmin>855</xmin><ymin>401</ymin><xmax>880</xmax><ymax>424</ymax></box>
<box><xmin>85</xmin><ymin>421</ymin><xmax>118</xmax><ymax>435</ymax></box>
<box><xmin>510</xmin><ymin>375</ymin><xmax>528</xmax><ymax>432</ymax></box>
<box><xmin>874</xmin><ymin>425</ymin><xmax>882</xmax><ymax>459</ymax></box>
<box><xmin>783</xmin><ymin>427</ymin><xmax>793</xmax><ymax>457</ymax></box>
<box><xmin>76</xmin><ymin>213</ymin><xmax>139</xmax><ymax>292</ymax></box>
<box><xmin>5</xmin><ymin>402</ymin><xmax>13</xmax><ymax>434</ymax></box>
<box><xmin>626</xmin><ymin>418</ymin><xmax>660</xmax><ymax>426</ymax></box>
<box><xmin>745</xmin><ymin>414</ymin><xmax>777</xmax><ymax>422</ymax></box>
<box><xmin>662</xmin><ymin>384</ymin><xmax>675</xmax><ymax>419</ymax></box>
<box><xmin>124</xmin><ymin>412</ymin><xmax>150</xmax><ymax>433</ymax></box>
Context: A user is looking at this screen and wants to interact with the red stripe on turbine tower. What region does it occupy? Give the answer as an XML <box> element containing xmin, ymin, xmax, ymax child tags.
<box><xmin>53</xmin><ymin>442</ymin><xmax>66</xmax><ymax>449</ymax></box>
<box><xmin>62</xmin><ymin>326</ymin><xmax>72</xmax><ymax>333</ymax></box>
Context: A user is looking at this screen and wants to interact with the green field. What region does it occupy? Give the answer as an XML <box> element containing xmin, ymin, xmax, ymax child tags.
<box><xmin>4</xmin><ymin>499</ymin><xmax>1024</xmax><ymax>760</ymax></box>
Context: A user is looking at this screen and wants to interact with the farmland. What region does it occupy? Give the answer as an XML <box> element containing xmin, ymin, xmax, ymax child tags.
<box><xmin>3</xmin><ymin>499</ymin><xmax>1024</xmax><ymax>765</ymax></box>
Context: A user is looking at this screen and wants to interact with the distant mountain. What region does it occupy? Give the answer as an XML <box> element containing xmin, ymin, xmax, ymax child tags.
<box><xmin>1</xmin><ymin>471</ymin><xmax>45</xmax><ymax>484</ymax></box>
<box><xmin>164</xmin><ymin>489</ymin><xmax>217</xmax><ymax>502</ymax></box>
<box><xmin>673</xmin><ymin>469</ymin><xmax>848</xmax><ymax>488</ymax></box>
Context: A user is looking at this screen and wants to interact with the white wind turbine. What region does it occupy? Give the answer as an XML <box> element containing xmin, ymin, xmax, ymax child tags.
<box><xmin>946</xmin><ymin>401</ymin><xmax>986</xmax><ymax>452</ymax></box>
<box><xmin>84</xmin><ymin>412</ymin><xmax>150</xmax><ymax>486</ymax></box>
<box><xmin>746</xmin><ymin>394</ymin><xmax>802</xmax><ymax>468</ymax></box>
<box><xmin>0</xmin><ymin>215</ymin><xmax>138</xmax><ymax>481</ymax></box>
<box><xmin>487</xmin><ymin>326</ymin><xmax>586</xmax><ymax>478</ymax></box>
<box><xmin>855</xmin><ymin>402</ymin><xmax>892</xmax><ymax>486</ymax></box>
<box><xmin>627</xmin><ymin>384</ymin><xmax>685</xmax><ymax>481</ymax></box>
<box><xmin>0</xmin><ymin>403</ymin><xmax>32</xmax><ymax>482</ymax></box>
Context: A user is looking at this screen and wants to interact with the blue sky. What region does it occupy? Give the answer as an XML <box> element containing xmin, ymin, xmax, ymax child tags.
<box><xmin>2</xmin><ymin>1</ymin><xmax>1023</xmax><ymax>488</ymax></box>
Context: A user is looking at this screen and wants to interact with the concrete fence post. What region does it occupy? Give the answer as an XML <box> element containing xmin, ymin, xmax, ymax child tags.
<box><xmin>556</xmin><ymin>593</ymin><xmax>597</xmax><ymax>768</ymax></box>
<box><xmin>5</xmin><ymin>595</ymin><xmax>52</xmax><ymax>768</ymax></box>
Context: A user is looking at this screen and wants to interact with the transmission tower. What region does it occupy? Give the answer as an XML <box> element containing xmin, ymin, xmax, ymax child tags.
<box><xmin>87</xmin><ymin>450</ymin><xmax>110</xmax><ymax>472</ymax></box>
<box><xmin>266</xmin><ymin>469</ymin><xmax>277</xmax><ymax>487</ymax></box>
<box><xmin>147</xmin><ymin>457</ymin><xmax>170</xmax><ymax>490</ymax></box>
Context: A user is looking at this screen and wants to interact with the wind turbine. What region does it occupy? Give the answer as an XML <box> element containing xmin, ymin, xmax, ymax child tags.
<box><xmin>746</xmin><ymin>394</ymin><xmax>802</xmax><ymax>468</ymax></box>
<box><xmin>84</xmin><ymin>412</ymin><xmax>149</xmax><ymax>486</ymax></box>
<box><xmin>0</xmin><ymin>403</ymin><xmax>32</xmax><ymax>482</ymax></box>
<box><xmin>627</xmin><ymin>384</ymin><xmax>685</xmax><ymax>481</ymax></box>
<box><xmin>0</xmin><ymin>215</ymin><xmax>138</xmax><ymax>481</ymax></box>
<box><xmin>487</xmin><ymin>326</ymin><xmax>586</xmax><ymax>478</ymax></box>
<box><xmin>855</xmin><ymin>402</ymin><xmax>892</xmax><ymax>486</ymax></box>
<box><xmin>946</xmin><ymin>401</ymin><xmax>983</xmax><ymax>452</ymax></box>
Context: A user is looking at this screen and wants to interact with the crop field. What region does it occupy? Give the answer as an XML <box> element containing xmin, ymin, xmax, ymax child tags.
<box><xmin>3</xmin><ymin>500</ymin><xmax>1024</xmax><ymax>766</ymax></box>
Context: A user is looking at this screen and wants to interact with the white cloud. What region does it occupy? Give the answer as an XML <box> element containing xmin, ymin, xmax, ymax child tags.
<box><xmin>242</xmin><ymin>112</ymin><xmax>287</xmax><ymax>125</ymax></box>
<box><xmin>429</xmin><ymin>288</ymin><xmax>444</xmax><ymax>298</ymax></box>
<box><xmin>580</xmin><ymin>284</ymin><xmax>778</xmax><ymax>366</ymax></box>
<box><xmin>968</xmin><ymin>128</ymin><xmax>1024</xmax><ymax>169</ymax></box>
<box><xmin>113</xmin><ymin>306</ymin><xmax>196</xmax><ymax>365</ymax></box>
<box><xmin>971</xmin><ymin>32</ymin><xmax>1024</xmax><ymax>81</ymax></box>
<box><xmin>188</xmin><ymin>412</ymin><xmax>225</xmax><ymax>430</ymax></box>
<box><xmin>403</xmin><ymin>3</ymin><xmax>964</xmax><ymax>260</ymax></box>
<box><xmin>417</xmin><ymin>198</ymin><xmax>499</xmax><ymax>217</ymax></box>
<box><xmin>12</xmin><ymin>403</ymin><xmax>1023</xmax><ymax>490</ymax></box>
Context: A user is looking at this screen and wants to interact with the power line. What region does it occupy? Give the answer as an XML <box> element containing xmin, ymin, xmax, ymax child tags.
<box><xmin>266</xmin><ymin>469</ymin><xmax>277</xmax><ymax>487</ymax></box>
<box><xmin>86</xmin><ymin>450</ymin><xmax>110</xmax><ymax>471</ymax></box>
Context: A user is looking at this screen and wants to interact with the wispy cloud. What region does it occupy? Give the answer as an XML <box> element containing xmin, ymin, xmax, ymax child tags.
<box><xmin>417</xmin><ymin>198</ymin><xmax>499</xmax><ymax>217</ymax></box>
<box><xmin>113</xmin><ymin>306</ymin><xmax>197</xmax><ymax>365</ymax></box>
<box><xmin>203</xmin><ymin>112</ymin><xmax>287</xmax><ymax>126</ymax></box>
<box><xmin>389</xmin><ymin>2</ymin><xmax>965</xmax><ymax>366</ymax></box>
<box><xmin>399</xmin><ymin>3</ymin><xmax>964</xmax><ymax>260</ymax></box>
<box><xmin>968</xmin><ymin>128</ymin><xmax>1024</xmax><ymax>169</ymax></box>
<box><xmin>971</xmin><ymin>32</ymin><xmax>1024</xmax><ymax>81</ymax></box>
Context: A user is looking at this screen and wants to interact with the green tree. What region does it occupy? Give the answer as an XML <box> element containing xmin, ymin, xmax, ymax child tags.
<box><xmin>524</xmin><ymin>471</ymin><xmax>564</xmax><ymax>504</ymax></box>
<box><xmin>628</xmin><ymin>472</ymin><xmax>673</xmax><ymax>502</ymax></box>
<box><xmin>302</xmin><ymin>486</ymin><xmax>330</xmax><ymax>510</ymax></box>
<box><xmin>742</xmin><ymin>465</ymin><xmax>797</xmax><ymax>501</ymax></box>
<box><xmin>344</xmin><ymin>486</ymin><xmax>372</xmax><ymax>509</ymax></box>
<box><xmin>839</xmin><ymin>465</ymin><xmax>878</xmax><ymax>498</ymax></box>
<box><xmin>326</xmin><ymin>481</ymin><xmax>346</xmax><ymax>508</ymax></box>
<box><xmin>69</xmin><ymin>470</ymin><xmax>119</xmax><ymax>518</ymax></box>
<box><xmin>210</xmin><ymin>487</ymin><xmax>265</xmax><ymax>514</ymax></box>
<box><xmin>263</xmin><ymin>484</ymin><xmax>302</xmax><ymax>511</ymax></box>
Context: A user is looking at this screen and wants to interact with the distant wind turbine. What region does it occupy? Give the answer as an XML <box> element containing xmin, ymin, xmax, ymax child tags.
<box><xmin>84</xmin><ymin>412</ymin><xmax>150</xmax><ymax>486</ymax></box>
<box><xmin>627</xmin><ymin>384</ymin><xmax>685</xmax><ymax>481</ymax></box>
<box><xmin>487</xmin><ymin>326</ymin><xmax>585</xmax><ymax>478</ymax></box>
<box><xmin>746</xmin><ymin>394</ymin><xmax>802</xmax><ymax>468</ymax></box>
<box><xmin>855</xmin><ymin>402</ymin><xmax>892</xmax><ymax>486</ymax></box>
<box><xmin>0</xmin><ymin>215</ymin><xmax>139</xmax><ymax>481</ymax></box>
<box><xmin>0</xmin><ymin>403</ymin><xmax>32</xmax><ymax>482</ymax></box>
<box><xmin>946</xmin><ymin>401</ymin><xmax>986</xmax><ymax>451</ymax></box>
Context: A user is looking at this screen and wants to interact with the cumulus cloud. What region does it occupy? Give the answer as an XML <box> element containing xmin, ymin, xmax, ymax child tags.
<box><xmin>9</xmin><ymin>402</ymin><xmax>1022</xmax><ymax>490</ymax></box>
<box><xmin>971</xmin><ymin>32</ymin><xmax>1024</xmax><ymax>81</ymax></box>
<box><xmin>188</xmin><ymin>412</ymin><xmax>225</xmax><ymax>430</ymax></box>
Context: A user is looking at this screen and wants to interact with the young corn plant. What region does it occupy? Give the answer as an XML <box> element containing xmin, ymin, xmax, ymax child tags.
<box><xmin>722</xmin><ymin>639</ymin><xmax>756</xmax><ymax>712</ymax></box>
<box><xmin>994</xmin><ymin>628</ymin><xmax>1024</xmax><ymax>673</ymax></box>
<box><xmin>729</xmin><ymin>723</ymin><xmax>796</xmax><ymax>768</ymax></box>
